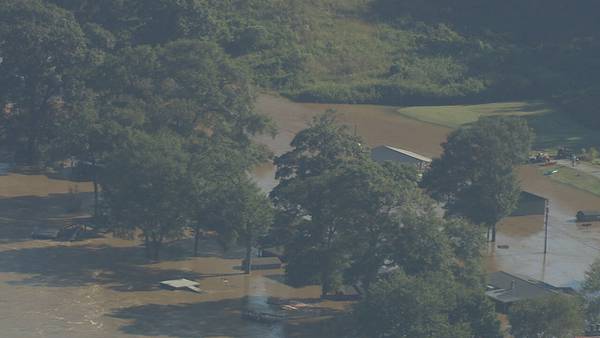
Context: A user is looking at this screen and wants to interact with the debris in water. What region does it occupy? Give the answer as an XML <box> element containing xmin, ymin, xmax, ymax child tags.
<box><xmin>497</xmin><ymin>245</ymin><xmax>510</xmax><ymax>249</ymax></box>
<box><xmin>159</xmin><ymin>279</ymin><xmax>202</xmax><ymax>293</ymax></box>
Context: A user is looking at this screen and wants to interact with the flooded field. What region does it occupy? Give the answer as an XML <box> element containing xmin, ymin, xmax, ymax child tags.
<box><xmin>1</xmin><ymin>93</ymin><xmax>599</xmax><ymax>337</ymax></box>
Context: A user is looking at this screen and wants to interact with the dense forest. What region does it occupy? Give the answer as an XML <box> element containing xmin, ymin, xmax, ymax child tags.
<box><xmin>36</xmin><ymin>0</ymin><xmax>600</xmax><ymax>128</ymax></box>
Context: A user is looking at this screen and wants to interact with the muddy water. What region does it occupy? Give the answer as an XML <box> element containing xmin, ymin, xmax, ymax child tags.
<box><xmin>1</xmin><ymin>93</ymin><xmax>600</xmax><ymax>338</ymax></box>
<box><xmin>253</xmin><ymin>94</ymin><xmax>600</xmax><ymax>287</ymax></box>
<box><xmin>0</xmin><ymin>171</ymin><xmax>345</xmax><ymax>338</ymax></box>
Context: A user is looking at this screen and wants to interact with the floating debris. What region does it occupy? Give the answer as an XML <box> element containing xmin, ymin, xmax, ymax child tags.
<box><xmin>159</xmin><ymin>279</ymin><xmax>202</xmax><ymax>293</ymax></box>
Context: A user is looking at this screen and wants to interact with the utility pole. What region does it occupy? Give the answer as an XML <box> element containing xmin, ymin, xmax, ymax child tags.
<box><xmin>544</xmin><ymin>199</ymin><xmax>549</xmax><ymax>255</ymax></box>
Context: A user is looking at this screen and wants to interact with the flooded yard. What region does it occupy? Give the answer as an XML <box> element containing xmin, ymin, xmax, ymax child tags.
<box><xmin>0</xmin><ymin>173</ymin><xmax>345</xmax><ymax>338</ymax></box>
<box><xmin>254</xmin><ymin>94</ymin><xmax>600</xmax><ymax>288</ymax></box>
<box><xmin>1</xmin><ymin>93</ymin><xmax>599</xmax><ymax>337</ymax></box>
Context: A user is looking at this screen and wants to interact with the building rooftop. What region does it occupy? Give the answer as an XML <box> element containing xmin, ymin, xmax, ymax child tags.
<box><xmin>486</xmin><ymin>271</ymin><xmax>564</xmax><ymax>304</ymax></box>
<box><xmin>377</xmin><ymin>145</ymin><xmax>432</xmax><ymax>163</ymax></box>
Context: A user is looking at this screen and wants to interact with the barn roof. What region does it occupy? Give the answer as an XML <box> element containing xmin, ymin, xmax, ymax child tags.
<box><xmin>376</xmin><ymin>145</ymin><xmax>432</xmax><ymax>163</ymax></box>
<box><xmin>485</xmin><ymin>271</ymin><xmax>561</xmax><ymax>304</ymax></box>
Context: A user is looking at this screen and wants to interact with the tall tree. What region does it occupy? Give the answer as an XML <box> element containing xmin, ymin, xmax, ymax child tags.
<box><xmin>272</xmin><ymin>112</ymin><xmax>434</xmax><ymax>294</ymax></box>
<box><xmin>221</xmin><ymin>178</ymin><xmax>274</xmax><ymax>274</ymax></box>
<box><xmin>582</xmin><ymin>258</ymin><xmax>600</xmax><ymax>323</ymax></box>
<box><xmin>271</xmin><ymin>112</ymin><xmax>369</xmax><ymax>295</ymax></box>
<box><xmin>99</xmin><ymin>131</ymin><xmax>189</xmax><ymax>260</ymax></box>
<box><xmin>97</xmin><ymin>39</ymin><xmax>272</xmax><ymax>141</ymax></box>
<box><xmin>508</xmin><ymin>295</ymin><xmax>584</xmax><ymax>338</ymax></box>
<box><xmin>422</xmin><ymin>116</ymin><xmax>533</xmax><ymax>241</ymax></box>
<box><xmin>353</xmin><ymin>270</ymin><xmax>502</xmax><ymax>338</ymax></box>
<box><xmin>0</xmin><ymin>0</ymin><xmax>88</xmax><ymax>164</ymax></box>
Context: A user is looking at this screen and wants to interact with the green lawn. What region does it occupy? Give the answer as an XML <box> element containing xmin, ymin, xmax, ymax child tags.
<box><xmin>396</xmin><ymin>101</ymin><xmax>600</xmax><ymax>152</ymax></box>
<box><xmin>537</xmin><ymin>165</ymin><xmax>600</xmax><ymax>197</ymax></box>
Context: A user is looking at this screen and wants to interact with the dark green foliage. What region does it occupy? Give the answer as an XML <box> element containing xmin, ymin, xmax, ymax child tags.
<box><xmin>508</xmin><ymin>295</ymin><xmax>584</xmax><ymax>338</ymax></box>
<box><xmin>99</xmin><ymin>131</ymin><xmax>190</xmax><ymax>259</ymax></box>
<box><xmin>582</xmin><ymin>258</ymin><xmax>600</xmax><ymax>322</ymax></box>
<box><xmin>29</xmin><ymin>0</ymin><xmax>600</xmax><ymax>128</ymax></box>
<box><xmin>97</xmin><ymin>39</ymin><xmax>271</xmax><ymax>141</ymax></box>
<box><xmin>0</xmin><ymin>0</ymin><xmax>88</xmax><ymax>164</ymax></box>
<box><xmin>353</xmin><ymin>270</ymin><xmax>502</xmax><ymax>338</ymax></box>
<box><xmin>422</xmin><ymin>117</ymin><xmax>533</xmax><ymax>240</ymax></box>
<box><xmin>272</xmin><ymin>113</ymin><xmax>416</xmax><ymax>294</ymax></box>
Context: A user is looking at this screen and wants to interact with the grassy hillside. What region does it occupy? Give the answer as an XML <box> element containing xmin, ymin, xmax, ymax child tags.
<box><xmin>49</xmin><ymin>0</ymin><xmax>600</xmax><ymax>127</ymax></box>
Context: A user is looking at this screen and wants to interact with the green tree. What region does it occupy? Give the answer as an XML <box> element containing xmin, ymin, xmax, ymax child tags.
<box><xmin>0</xmin><ymin>0</ymin><xmax>88</xmax><ymax>164</ymax></box>
<box><xmin>271</xmin><ymin>112</ymin><xmax>370</xmax><ymax>295</ymax></box>
<box><xmin>272</xmin><ymin>112</ymin><xmax>438</xmax><ymax>294</ymax></box>
<box><xmin>353</xmin><ymin>270</ymin><xmax>502</xmax><ymax>338</ymax></box>
<box><xmin>99</xmin><ymin>131</ymin><xmax>189</xmax><ymax>260</ymax></box>
<box><xmin>582</xmin><ymin>258</ymin><xmax>600</xmax><ymax>322</ymax></box>
<box><xmin>508</xmin><ymin>295</ymin><xmax>584</xmax><ymax>338</ymax></box>
<box><xmin>221</xmin><ymin>178</ymin><xmax>274</xmax><ymax>274</ymax></box>
<box><xmin>422</xmin><ymin>116</ymin><xmax>533</xmax><ymax>241</ymax></box>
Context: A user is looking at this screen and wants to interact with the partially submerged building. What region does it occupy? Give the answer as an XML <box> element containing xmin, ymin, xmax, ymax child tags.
<box><xmin>577</xmin><ymin>211</ymin><xmax>600</xmax><ymax>222</ymax></box>
<box><xmin>486</xmin><ymin>271</ymin><xmax>573</xmax><ymax>312</ymax></box>
<box><xmin>370</xmin><ymin>145</ymin><xmax>432</xmax><ymax>170</ymax></box>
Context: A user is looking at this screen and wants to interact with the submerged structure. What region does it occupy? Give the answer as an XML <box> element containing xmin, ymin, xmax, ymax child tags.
<box><xmin>370</xmin><ymin>145</ymin><xmax>432</xmax><ymax>170</ymax></box>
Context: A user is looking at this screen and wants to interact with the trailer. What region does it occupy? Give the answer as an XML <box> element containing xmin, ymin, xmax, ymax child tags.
<box><xmin>576</xmin><ymin>211</ymin><xmax>600</xmax><ymax>222</ymax></box>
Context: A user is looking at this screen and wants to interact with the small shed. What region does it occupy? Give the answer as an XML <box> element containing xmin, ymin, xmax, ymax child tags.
<box><xmin>577</xmin><ymin>211</ymin><xmax>600</xmax><ymax>222</ymax></box>
<box><xmin>370</xmin><ymin>145</ymin><xmax>432</xmax><ymax>170</ymax></box>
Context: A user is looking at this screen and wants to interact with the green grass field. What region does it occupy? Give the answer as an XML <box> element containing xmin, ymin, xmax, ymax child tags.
<box><xmin>538</xmin><ymin>165</ymin><xmax>600</xmax><ymax>197</ymax></box>
<box><xmin>396</xmin><ymin>101</ymin><xmax>600</xmax><ymax>152</ymax></box>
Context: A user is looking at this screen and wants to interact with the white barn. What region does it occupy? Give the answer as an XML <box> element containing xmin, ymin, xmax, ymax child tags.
<box><xmin>371</xmin><ymin>145</ymin><xmax>432</xmax><ymax>170</ymax></box>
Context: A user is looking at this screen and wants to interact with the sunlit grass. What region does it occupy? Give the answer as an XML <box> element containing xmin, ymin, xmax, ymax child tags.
<box><xmin>396</xmin><ymin>101</ymin><xmax>600</xmax><ymax>152</ymax></box>
<box><xmin>537</xmin><ymin>165</ymin><xmax>600</xmax><ymax>197</ymax></box>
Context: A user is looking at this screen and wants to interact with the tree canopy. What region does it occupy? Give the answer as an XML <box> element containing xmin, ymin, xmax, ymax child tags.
<box><xmin>422</xmin><ymin>116</ymin><xmax>533</xmax><ymax>241</ymax></box>
<box><xmin>0</xmin><ymin>0</ymin><xmax>88</xmax><ymax>164</ymax></box>
<box><xmin>508</xmin><ymin>295</ymin><xmax>584</xmax><ymax>338</ymax></box>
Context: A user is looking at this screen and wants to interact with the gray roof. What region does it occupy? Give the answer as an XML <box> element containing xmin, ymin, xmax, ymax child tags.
<box><xmin>578</xmin><ymin>211</ymin><xmax>600</xmax><ymax>216</ymax></box>
<box><xmin>375</xmin><ymin>145</ymin><xmax>432</xmax><ymax>163</ymax></box>
<box><xmin>486</xmin><ymin>271</ymin><xmax>560</xmax><ymax>304</ymax></box>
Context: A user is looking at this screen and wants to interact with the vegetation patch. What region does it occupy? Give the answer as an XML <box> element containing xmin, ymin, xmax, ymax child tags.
<box><xmin>538</xmin><ymin>165</ymin><xmax>600</xmax><ymax>197</ymax></box>
<box><xmin>395</xmin><ymin>101</ymin><xmax>600</xmax><ymax>152</ymax></box>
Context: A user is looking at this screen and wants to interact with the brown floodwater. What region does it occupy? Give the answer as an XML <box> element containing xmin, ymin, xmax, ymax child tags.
<box><xmin>1</xmin><ymin>93</ymin><xmax>599</xmax><ymax>337</ymax></box>
<box><xmin>0</xmin><ymin>171</ymin><xmax>345</xmax><ymax>338</ymax></box>
<box><xmin>253</xmin><ymin>93</ymin><xmax>600</xmax><ymax>288</ymax></box>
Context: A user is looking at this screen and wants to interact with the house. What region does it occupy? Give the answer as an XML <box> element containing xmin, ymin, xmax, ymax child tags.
<box><xmin>370</xmin><ymin>145</ymin><xmax>432</xmax><ymax>170</ymax></box>
<box><xmin>577</xmin><ymin>211</ymin><xmax>600</xmax><ymax>222</ymax></box>
<box><xmin>485</xmin><ymin>271</ymin><xmax>573</xmax><ymax>312</ymax></box>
